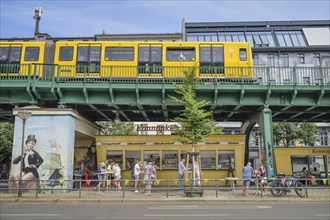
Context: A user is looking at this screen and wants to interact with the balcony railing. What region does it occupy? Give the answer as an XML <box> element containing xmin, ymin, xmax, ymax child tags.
<box><xmin>0</xmin><ymin>64</ymin><xmax>329</xmax><ymax>86</ymax></box>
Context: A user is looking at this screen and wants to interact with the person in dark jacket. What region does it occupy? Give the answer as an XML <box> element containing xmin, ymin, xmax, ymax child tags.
<box><xmin>11</xmin><ymin>134</ymin><xmax>44</xmax><ymax>189</ymax></box>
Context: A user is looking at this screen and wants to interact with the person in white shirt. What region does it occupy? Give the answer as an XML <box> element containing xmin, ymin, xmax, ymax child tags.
<box><xmin>134</xmin><ymin>160</ymin><xmax>143</xmax><ymax>192</ymax></box>
<box><xmin>113</xmin><ymin>163</ymin><xmax>122</xmax><ymax>192</ymax></box>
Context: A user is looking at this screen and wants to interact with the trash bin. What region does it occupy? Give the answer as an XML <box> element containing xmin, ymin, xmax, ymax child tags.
<box><xmin>73</xmin><ymin>172</ymin><xmax>83</xmax><ymax>190</ymax></box>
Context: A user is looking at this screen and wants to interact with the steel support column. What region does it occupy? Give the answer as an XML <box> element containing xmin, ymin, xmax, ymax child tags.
<box><xmin>242</xmin><ymin>106</ymin><xmax>276</xmax><ymax>178</ymax></box>
<box><xmin>260</xmin><ymin>107</ymin><xmax>276</xmax><ymax>178</ymax></box>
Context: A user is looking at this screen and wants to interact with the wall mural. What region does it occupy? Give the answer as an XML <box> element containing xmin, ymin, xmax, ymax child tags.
<box><xmin>9</xmin><ymin>115</ymin><xmax>75</xmax><ymax>192</ymax></box>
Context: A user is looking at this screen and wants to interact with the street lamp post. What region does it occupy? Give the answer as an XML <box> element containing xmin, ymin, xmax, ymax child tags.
<box><xmin>17</xmin><ymin>110</ymin><xmax>31</xmax><ymax>197</ymax></box>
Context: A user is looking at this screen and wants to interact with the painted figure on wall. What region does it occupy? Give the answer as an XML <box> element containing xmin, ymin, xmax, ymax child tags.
<box><xmin>10</xmin><ymin>134</ymin><xmax>44</xmax><ymax>191</ymax></box>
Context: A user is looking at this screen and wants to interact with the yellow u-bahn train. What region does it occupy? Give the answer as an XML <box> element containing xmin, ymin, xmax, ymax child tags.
<box><xmin>0</xmin><ymin>41</ymin><xmax>253</xmax><ymax>79</ymax></box>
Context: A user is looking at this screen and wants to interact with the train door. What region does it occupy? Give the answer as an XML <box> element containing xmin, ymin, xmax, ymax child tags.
<box><xmin>237</xmin><ymin>45</ymin><xmax>253</xmax><ymax>78</ymax></box>
<box><xmin>138</xmin><ymin>44</ymin><xmax>162</xmax><ymax>77</ymax></box>
<box><xmin>199</xmin><ymin>44</ymin><xmax>224</xmax><ymax>77</ymax></box>
<box><xmin>76</xmin><ymin>44</ymin><xmax>101</xmax><ymax>76</ymax></box>
<box><xmin>164</xmin><ymin>44</ymin><xmax>197</xmax><ymax>78</ymax></box>
<box><xmin>21</xmin><ymin>43</ymin><xmax>45</xmax><ymax>77</ymax></box>
<box><xmin>0</xmin><ymin>44</ymin><xmax>22</xmax><ymax>75</ymax></box>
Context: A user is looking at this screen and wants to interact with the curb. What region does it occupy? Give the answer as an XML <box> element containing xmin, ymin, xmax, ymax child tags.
<box><xmin>1</xmin><ymin>197</ymin><xmax>329</xmax><ymax>203</ymax></box>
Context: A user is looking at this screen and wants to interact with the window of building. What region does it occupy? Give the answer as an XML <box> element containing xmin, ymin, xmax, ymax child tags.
<box><xmin>297</xmin><ymin>53</ymin><xmax>305</xmax><ymax>64</ymax></box>
<box><xmin>105</xmin><ymin>47</ymin><xmax>134</xmax><ymax>61</ymax></box>
<box><xmin>143</xmin><ymin>150</ymin><xmax>160</xmax><ymax>170</ymax></box>
<box><xmin>59</xmin><ymin>46</ymin><xmax>73</xmax><ymax>61</ymax></box>
<box><xmin>253</xmin><ymin>54</ymin><xmax>259</xmax><ymax>65</ymax></box>
<box><xmin>281</xmin><ymin>54</ymin><xmax>289</xmax><ymax>67</ymax></box>
<box><xmin>267</xmin><ymin>54</ymin><xmax>275</xmax><ymax>67</ymax></box>
<box><xmin>313</xmin><ymin>53</ymin><xmax>321</xmax><ymax>66</ymax></box>
<box><xmin>24</xmin><ymin>47</ymin><xmax>40</xmax><ymax>61</ymax></box>
<box><xmin>291</xmin><ymin>156</ymin><xmax>326</xmax><ymax>174</ymax></box>
<box><xmin>125</xmin><ymin>151</ymin><xmax>140</xmax><ymax>171</ymax></box>
<box><xmin>166</xmin><ymin>47</ymin><xmax>196</xmax><ymax>61</ymax></box>
<box><xmin>210</xmin><ymin>32</ymin><xmax>218</xmax><ymax>42</ymax></box>
<box><xmin>319</xmin><ymin>130</ymin><xmax>328</xmax><ymax>146</ymax></box>
<box><xmin>186</xmin><ymin>34</ymin><xmax>198</xmax><ymax>42</ymax></box>
<box><xmin>275</xmin><ymin>30</ymin><xmax>307</xmax><ymax>47</ymax></box>
<box><xmin>200</xmin><ymin>150</ymin><xmax>216</xmax><ymax>169</ymax></box>
<box><xmin>107</xmin><ymin>150</ymin><xmax>123</xmax><ymax>168</ymax></box>
<box><xmin>162</xmin><ymin>150</ymin><xmax>178</xmax><ymax>169</ymax></box>
<box><xmin>218</xmin><ymin>150</ymin><xmax>235</xmax><ymax>169</ymax></box>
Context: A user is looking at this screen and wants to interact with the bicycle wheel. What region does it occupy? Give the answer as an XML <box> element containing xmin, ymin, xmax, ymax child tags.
<box><xmin>270</xmin><ymin>181</ymin><xmax>285</xmax><ymax>197</ymax></box>
<box><xmin>294</xmin><ymin>182</ymin><xmax>306</xmax><ymax>197</ymax></box>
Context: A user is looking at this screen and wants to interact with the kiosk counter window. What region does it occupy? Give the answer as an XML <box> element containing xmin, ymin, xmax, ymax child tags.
<box><xmin>291</xmin><ymin>155</ymin><xmax>327</xmax><ymax>177</ymax></box>
<box><xmin>163</xmin><ymin>151</ymin><xmax>178</xmax><ymax>169</ymax></box>
<box><xmin>200</xmin><ymin>150</ymin><xmax>216</xmax><ymax>169</ymax></box>
<box><xmin>218</xmin><ymin>150</ymin><xmax>235</xmax><ymax>169</ymax></box>
<box><xmin>125</xmin><ymin>150</ymin><xmax>141</xmax><ymax>171</ymax></box>
<box><xmin>143</xmin><ymin>150</ymin><xmax>160</xmax><ymax>169</ymax></box>
<box><xmin>107</xmin><ymin>150</ymin><xmax>123</xmax><ymax>168</ymax></box>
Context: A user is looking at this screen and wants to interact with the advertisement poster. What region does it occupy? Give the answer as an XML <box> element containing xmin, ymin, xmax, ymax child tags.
<box><xmin>9</xmin><ymin>115</ymin><xmax>75</xmax><ymax>191</ymax></box>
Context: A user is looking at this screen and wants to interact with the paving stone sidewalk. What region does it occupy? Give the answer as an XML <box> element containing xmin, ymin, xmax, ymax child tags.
<box><xmin>1</xmin><ymin>186</ymin><xmax>329</xmax><ymax>203</ymax></box>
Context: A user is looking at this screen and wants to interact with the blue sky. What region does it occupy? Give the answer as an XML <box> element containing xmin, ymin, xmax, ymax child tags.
<box><xmin>1</xmin><ymin>0</ymin><xmax>329</xmax><ymax>38</ymax></box>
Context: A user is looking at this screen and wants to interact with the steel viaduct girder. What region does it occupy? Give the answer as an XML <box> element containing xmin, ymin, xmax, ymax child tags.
<box><xmin>0</xmin><ymin>82</ymin><xmax>329</xmax><ymax>123</ymax></box>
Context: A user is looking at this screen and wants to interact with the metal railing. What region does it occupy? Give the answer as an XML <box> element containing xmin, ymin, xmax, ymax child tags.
<box><xmin>1</xmin><ymin>177</ymin><xmax>329</xmax><ymax>199</ymax></box>
<box><xmin>1</xmin><ymin>64</ymin><xmax>329</xmax><ymax>86</ymax></box>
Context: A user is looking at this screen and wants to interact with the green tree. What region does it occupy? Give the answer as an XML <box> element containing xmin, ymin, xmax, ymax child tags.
<box><xmin>169</xmin><ymin>68</ymin><xmax>222</xmax><ymax>150</ymax></box>
<box><xmin>0</xmin><ymin>122</ymin><xmax>14</xmax><ymax>168</ymax></box>
<box><xmin>273</xmin><ymin>122</ymin><xmax>318</xmax><ymax>147</ymax></box>
<box><xmin>273</xmin><ymin>122</ymin><xmax>298</xmax><ymax>147</ymax></box>
<box><xmin>297</xmin><ymin>122</ymin><xmax>318</xmax><ymax>146</ymax></box>
<box><xmin>97</xmin><ymin>121</ymin><xmax>137</xmax><ymax>135</ymax></box>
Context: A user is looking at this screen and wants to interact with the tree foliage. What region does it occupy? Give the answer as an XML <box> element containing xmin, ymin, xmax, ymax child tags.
<box><xmin>97</xmin><ymin>121</ymin><xmax>137</xmax><ymax>135</ymax></box>
<box><xmin>169</xmin><ymin>68</ymin><xmax>222</xmax><ymax>149</ymax></box>
<box><xmin>0</xmin><ymin>122</ymin><xmax>14</xmax><ymax>165</ymax></box>
<box><xmin>297</xmin><ymin>122</ymin><xmax>318</xmax><ymax>146</ymax></box>
<box><xmin>273</xmin><ymin>122</ymin><xmax>318</xmax><ymax>147</ymax></box>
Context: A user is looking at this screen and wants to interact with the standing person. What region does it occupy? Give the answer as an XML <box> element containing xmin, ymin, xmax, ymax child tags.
<box><xmin>144</xmin><ymin>161</ymin><xmax>156</xmax><ymax>196</ymax></box>
<box><xmin>95</xmin><ymin>162</ymin><xmax>105</xmax><ymax>190</ymax></box>
<box><xmin>11</xmin><ymin>134</ymin><xmax>44</xmax><ymax>190</ymax></box>
<box><xmin>178</xmin><ymin>158</ymin><xmax>186</xmax><ymax>192</ymax></box>
<box><xmin>259</xmin><ymin>163</ymin><xmax>267</xmax><ymax>195</ymax></box>
<box><xmin>134</xmin><ymin>160</ymin><xmax>143</xmax><ymax>192</ymax></box>
<box><xmin>193</xmin><ymin>159</ymin><xmax>201</xmax><ymax>186</ymax></box>
<box><xmin>242</xmin><ymin>162</ymin><xmax>254</xmax><ymax>197</ymax></box>
<box><xmin>113</xmin><ymin>163</ymin><xmax>122</xmax><ymax>192</ymax></box>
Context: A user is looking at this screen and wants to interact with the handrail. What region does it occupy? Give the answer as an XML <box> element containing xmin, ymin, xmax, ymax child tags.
<box><xmin>1</xmin><ymin>64</ymin><xmax>329</xmax><ymax>86</ymax></box>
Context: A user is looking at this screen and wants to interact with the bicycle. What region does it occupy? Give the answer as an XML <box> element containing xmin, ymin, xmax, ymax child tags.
<box><xmin>270</xmin><ymin>173</ymin><xmax>306</xmax><ymax>197</ymax></box>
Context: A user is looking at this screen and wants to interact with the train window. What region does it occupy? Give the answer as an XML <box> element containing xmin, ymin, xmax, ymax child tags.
<box><xmin>9</xmin><ymin>47</ymin><xmax>22</xmax><ymax>63</ymax></box>
<box><xmin>90</xmin><ymin>46</ymin><xmax>101</xmax><ymax>62</ymax></box>
<box><xmin>105</xmin><ymin>47</ymin><xmax>134</xmax><ymax>61</ymax></box>
<box><xmin>0</xmin><ymin>47</ymin><xmax>9</xmax><ymax>62</ymax></box>
<box><xmin>77</xmin><ymin>47</ymin><xmax>89</xmax><ymax>62</ymax></box>
<box><xmin>59</xmin><ymin>46</ymin><xmax>73</xmax><ymax>61</ymax></box>
<box><xmin>166</xmin><ymin>47</ymin><xmax>195</xmax><ymax>61</ymax></box>
<box><xmin>239</xmin><ymin>48</ymin><xmax>247</xmax><ymax>61</ymax></box>
<box><xmin>24</xmin><ymin>47</ymin><xmax>40</xmax><ymax>61</ymax></box>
